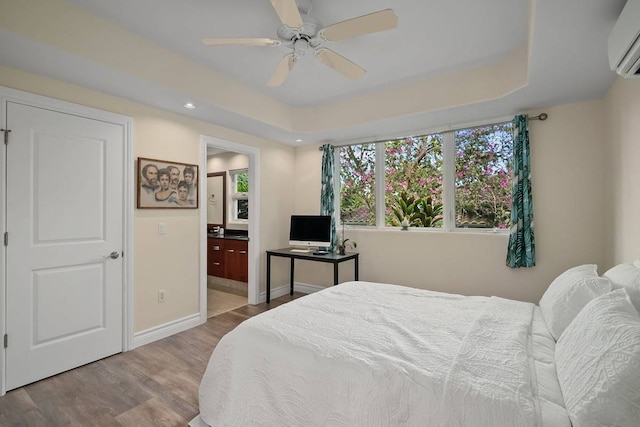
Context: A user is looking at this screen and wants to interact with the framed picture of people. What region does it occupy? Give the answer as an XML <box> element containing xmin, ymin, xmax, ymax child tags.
<box><xmin>137</xmin><ymin>157</ymin><xmax>199</xmax><ymax>209</ymax></box>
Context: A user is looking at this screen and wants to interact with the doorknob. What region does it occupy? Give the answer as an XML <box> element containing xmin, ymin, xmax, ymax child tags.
<box><xmin>106</xmin><ymin>251</ymin><xmax>120</xmax><ymax>260</ymax></box>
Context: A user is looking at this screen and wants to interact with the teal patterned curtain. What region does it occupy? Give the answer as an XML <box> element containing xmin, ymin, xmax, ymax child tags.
<box><xmin>320</xmin><ymin>144</ymin><xmax>337</xmax><ymax>251</ymax></box>
<box><xmin>507</xmin><ymin>115</ymin><xmax>536</xmax><ymax>268</ymax></box>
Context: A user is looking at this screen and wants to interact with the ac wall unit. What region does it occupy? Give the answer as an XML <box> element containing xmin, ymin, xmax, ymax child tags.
<box><xmin>608</xmin><ymin>0</ymin><xmax>640</xmax><ymax>78</ymax></box>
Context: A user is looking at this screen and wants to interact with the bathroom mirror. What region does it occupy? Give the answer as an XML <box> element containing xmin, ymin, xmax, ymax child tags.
<box><xmin>207</xmin><ymin>172</ymin><xmax>226</xmax><ymax>228</ymax></box>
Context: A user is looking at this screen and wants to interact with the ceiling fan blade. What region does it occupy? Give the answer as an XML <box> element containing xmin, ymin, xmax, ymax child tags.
<box><xmin>270</xmin><ymin>0</ymin><xmax>303</xmax><ymax>29</ymax></box>
<box><xmin>268</xmin><ymin>54</ymin><xmax>296</xmax><ymax>86</ymax></box>
<box><xmin>318</xmin><ymin>9</ymin><xmax>398</xmax><ymax>42</ymax></box>
<box><xmin>315</xmin><ymin>48</ymin><xmax>366</xmax><ymax>80</ymax></box>
<box><xmin>202</xmin><ymin>38</ymin><xmax>281</xmax><ymax>47</ymax></box>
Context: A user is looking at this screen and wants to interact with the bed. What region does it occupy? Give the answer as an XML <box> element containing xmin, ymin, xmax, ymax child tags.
<box><xmin>196</xmin><ymin>266</ymin><xmax>640</xmax><ymax>427</ymax></box>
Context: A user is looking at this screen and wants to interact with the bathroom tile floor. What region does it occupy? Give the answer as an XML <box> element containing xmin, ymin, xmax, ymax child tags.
<box><xmin>207</xmin><ymin>289</ymin><xmax>247</xmax><ymax>318</ymax></box>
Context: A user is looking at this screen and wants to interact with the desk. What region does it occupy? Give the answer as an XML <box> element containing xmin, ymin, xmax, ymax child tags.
<box><xmin>265</xmin><ymin>248</ymin><xmax>359</xmax><ymax>303</ymax></box>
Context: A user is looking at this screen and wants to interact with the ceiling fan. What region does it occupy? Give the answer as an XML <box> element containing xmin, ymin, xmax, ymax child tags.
<box><xmin>202</xmin><ymin>0</ymin><xmax>398</xmax><ymax>86</ymax></box>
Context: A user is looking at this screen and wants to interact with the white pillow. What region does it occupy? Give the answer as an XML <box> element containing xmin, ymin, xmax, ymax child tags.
<box><xmin>539</xmin><ymin>264</ymin><xmax>611</xmax><ymax>341</ymax></box>
<box><xmin>556</xmin><ymin>289</ymin><xmax>640</xmax><ymax>427</ymax></box>
<box><xmin>603</xmin><ymin>263</ymin><xmax>640</xmax><ymax>313</ymax></box>
<box><xmin>634</xmin><ymin>259</ymin><xmax>640</xmax><ymax>268</ymax></box>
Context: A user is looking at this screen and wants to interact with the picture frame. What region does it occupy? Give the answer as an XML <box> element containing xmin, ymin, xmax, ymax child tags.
<box><xmin>137</xmin><ymin>157</ymin><xmax>199</xmax><ymax>209</ymax></box>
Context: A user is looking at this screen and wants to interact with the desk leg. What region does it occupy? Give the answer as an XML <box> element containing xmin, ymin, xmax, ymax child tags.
<box><xmin>355</xmin><ymin>255</ymin><xmax>359</xmax><ymax>281</ymax></box>
<box><xmin>333</xmin><ymin>263</ymin><xmax>338</xmax><ymax>286</ymax></box>
<box><xmin>266</xmin><ymin>253</ymin><xmax>272</xmax><ymax>304</ymax></box>
<box><xmin>290</xmin><ymin>258</ymin><xmax>295</xmax><ymax>295</ymax></box>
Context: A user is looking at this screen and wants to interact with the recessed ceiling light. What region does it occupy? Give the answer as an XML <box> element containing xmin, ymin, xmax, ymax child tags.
<box><xmin>295</xmin><ymin>138</ymin><xmax>303</xmax><ymax>143</ymax></box>
<box><xmin>184</xmin><ymin>103</ymin><xmax>196</xmax><ymax>109</ymax></box>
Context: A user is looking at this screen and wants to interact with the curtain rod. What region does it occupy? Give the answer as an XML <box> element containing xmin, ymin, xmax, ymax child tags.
<box><xmin>318</xmin><ymin>113</ymin><xmax>548</xmax><ymax>150</ymax></box>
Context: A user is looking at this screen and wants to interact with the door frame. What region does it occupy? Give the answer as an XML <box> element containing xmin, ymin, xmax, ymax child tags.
<box><xmin>0</xmin><ymin>86</ymin><xmax>134</xmax><ymax>396</ymax></box>
<box><xmin>200</xmin><ymin>135</ymin><xmax>260</xmax><ymax>316</ymax></box>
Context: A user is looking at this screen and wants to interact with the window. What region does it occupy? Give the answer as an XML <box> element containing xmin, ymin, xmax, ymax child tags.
<box><xmin>339</xmin><ymin>143</ymin><xmax>376</xmax><ymax>225</ymax></box>
<box><xmin>230</xmin><ymin>169</ymin><xmax>248</xmax><ymax>221</ymax></box>
<box><xmin>385</xmin><ymin>134</ymin><xmax>443</xmax><ymax>227</ymax></box>
<box><xmin>338</xmin><ymin>121</ymin><xmax>513</xmax><ymax>230</ymax></box>
<box><xmin>454</xmin><ymin>124</ymin><xmax>513</xmax><ymax>229</ymax></box>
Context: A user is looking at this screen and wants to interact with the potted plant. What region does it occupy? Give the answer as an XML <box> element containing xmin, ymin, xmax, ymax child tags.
<box><xmin>337</xmin><ymin>216</ymin><xmax>357</xmax><ymax>255</ymax></box>
<box><xmin>337</xmin><ymin>237</ymin><xmax>357</xmax><ymax>255</ymax></box>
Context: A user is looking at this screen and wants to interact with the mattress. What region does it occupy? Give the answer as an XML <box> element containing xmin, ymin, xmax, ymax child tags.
<box><xmin>199</xmin><ymin>281</ymin><xmax>570</xmax><ymax>426</ymax></box>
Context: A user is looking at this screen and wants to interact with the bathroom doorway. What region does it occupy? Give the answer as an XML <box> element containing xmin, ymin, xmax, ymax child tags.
<box><xmin>199</xmin><ymin>136</ymin><xmax>260</xmax><ymax>320</ymax></box>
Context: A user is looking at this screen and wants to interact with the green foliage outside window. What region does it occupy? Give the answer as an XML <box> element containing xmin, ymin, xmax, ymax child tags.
<box><xmin>339</xmin><ymin>122</ymin><xmax>513</xmax><ymax>229</ymax></box>
<box><xmin>236</xmin><ymin>172</ymin><xmax>249</xmax><ymax>193</ymax></box>
<box><xmin>390</xmin><ymin>192</ymin><xmax>443</xmax><ymax>227</ymax></box>
<box><xmin>385</xmin><ymin>135</ymin><xmax>443</xmax><ymax>227</ymax></box>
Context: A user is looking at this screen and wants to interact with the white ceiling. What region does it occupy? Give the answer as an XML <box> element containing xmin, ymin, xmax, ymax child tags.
<box><xmin>0</xmin><ymin>0</ymin><xmax>628</xmax><ymax>145</ymax></box>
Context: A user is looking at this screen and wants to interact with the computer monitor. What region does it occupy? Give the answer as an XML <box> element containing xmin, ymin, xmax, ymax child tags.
<box><xmin>289</xmin><ymin>215</ymin><xmax>331</xmax><ymax>249</ymax></box>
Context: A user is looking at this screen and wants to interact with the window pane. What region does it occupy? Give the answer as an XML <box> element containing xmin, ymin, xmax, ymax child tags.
<box><xmin>235</xmin><ymin>171</ymin><xmax>249</xmax><ymax>193</ymax></box>
<box><xmin>236</xmin><ymin>199</ymin><xmax>248</xmax><ymax>220</ymax></box>
<box><xmin>384</xmin><ymin>135</ymin><xmax>443</xmax><ymax>227</ymax></box>
<box><xmin>454</xmin><ymin>123</ymin><xmax>513</xmax><ymax>229</ymax></box>
<box><xmin>339</xmin><ymin>144</ymin><xmax>376</xmax><ymax>225</ymax></box>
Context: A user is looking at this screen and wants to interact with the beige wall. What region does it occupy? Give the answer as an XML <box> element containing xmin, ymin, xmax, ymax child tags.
<box><xmin>604</xmin><ymin>77</ymin><xmax>640</xmax><ymax>265</ymax></box>
<box><xmin>0</xmin><ymin>65</ymin><xmax>295</xmax><ymax>332</ymax></box>
<box><xmin>292</xmin><ymin>99</ymin><xmax>610</xmax><ymax>303</ymax></box>
<box><xmin>2</xmin><ymin>63</ymin><xmax>636</xmax><ymax>328</ymax></box>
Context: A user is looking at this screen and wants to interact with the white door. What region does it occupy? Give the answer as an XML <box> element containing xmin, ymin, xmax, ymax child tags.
<box><xmin>5</xmin><ymin>102</ymin><xmax>124</xmax><ymax>391</ymax></box>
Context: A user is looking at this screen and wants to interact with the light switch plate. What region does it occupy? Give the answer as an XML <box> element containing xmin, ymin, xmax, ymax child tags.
<box><xmin>158</xmin><ymin>223</ymin><xmax>167</xmax><ymax>235</ymax></box>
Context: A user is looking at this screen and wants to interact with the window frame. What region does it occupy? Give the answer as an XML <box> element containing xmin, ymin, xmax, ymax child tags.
<box><xmin>335</xmin><ymin>117</ymin><xmax>513</xmax><ymax>234</ymax></box>
<box><xmin>229</xmin><ymin>168</ymin><xmax>249</xmax><ymax>223</ymax></box>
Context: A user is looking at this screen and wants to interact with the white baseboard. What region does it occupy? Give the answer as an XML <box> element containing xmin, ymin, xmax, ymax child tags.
<box><xmin>133</xmin><ymin>313</ymin><xmax>204</xmax><ymax>348</ymax></box>
<box><xmin>293</xmin><ymin>282</ymin><xmax>325</xmax><ymax>294</ymax></box>
<box><xmin>258</xmin><ymin>282</ymin><xmax>325</xmax><ymax>303</ymax></box>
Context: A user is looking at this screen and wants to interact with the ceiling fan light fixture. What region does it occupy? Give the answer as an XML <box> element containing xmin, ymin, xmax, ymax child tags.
<box><xmin>203</xmin><ymin>1</ymin><xmax>397</xmax><ymax>86</ymax></box>
<box><xmin>293</xmin><ymin>36</ymin><xmax>310</xmax><ymax>57</ymax></box>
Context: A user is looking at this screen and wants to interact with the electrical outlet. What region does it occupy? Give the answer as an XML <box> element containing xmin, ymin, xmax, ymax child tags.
<box><xmin>158</xmin><ymin>290</ymin><xmax>166</xmax><ymax>302</ymax></box>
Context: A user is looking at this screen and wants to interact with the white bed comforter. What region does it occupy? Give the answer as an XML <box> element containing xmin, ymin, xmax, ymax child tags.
<box><xmin>199</xmin><ymin>281</ymin><xmax>544</xmax><ymax>427</ymax></box>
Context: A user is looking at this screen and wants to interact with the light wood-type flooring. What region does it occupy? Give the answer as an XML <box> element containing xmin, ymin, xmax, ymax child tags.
<box><xmin>0</xmin><ymin>292</ymin><xmax>305</xmax><ymax>427</ymax></box>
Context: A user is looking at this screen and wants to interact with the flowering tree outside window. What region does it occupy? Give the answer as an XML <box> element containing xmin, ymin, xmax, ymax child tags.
<box><xmin>338</xmin><ymin>121</ymin><xmax>513</xmax><ymax>230</ymax></box>
<box><xmin>455</xmin><ymin>123</ymin><xmax>513</xmax><ymax>229</ymax></box>
<box><xmin>385</xmin><ymin>135</ymin><xmax>443</xmax><ymax>227</ymax></box>
<box><xmin>339</xmin><ymin>143</ymin><xmax>376</xmax><ymax>225</ymax></box>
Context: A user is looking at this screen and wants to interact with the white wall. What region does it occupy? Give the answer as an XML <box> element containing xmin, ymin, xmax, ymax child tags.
<box><xmin>604</xmin><ymin>77</ymin><xmax>640</xmax><ymax>265</ymax></box>
<box><xmin>0</xmin><ymin>65</ymin><xmax>295</xmax><ymax>332</ymax></box>
<box><xmin>292</xmin><ymin>99</ymin><xmax>610</xmax><ymax>303</ymax></box>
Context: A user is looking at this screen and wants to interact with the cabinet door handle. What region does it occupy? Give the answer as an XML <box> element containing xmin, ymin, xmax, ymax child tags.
<box><xmin>239</xmin><ymin>250</ymin><xmax>247</xmax><ymax>254</ymax></box>
<box><xmin>213</xmin><ymin>246</ymin><xmax>220</xmax><ymax>251</ymax></box>
<box><xmin>227</xmin><ymin>249</ymin><xmax>234</xmax><ymax>253</ymax></box>
<box><xmin>213</xmin><ymin>262</ymin><xmax>220</xmax><ymax>266</ymax></box>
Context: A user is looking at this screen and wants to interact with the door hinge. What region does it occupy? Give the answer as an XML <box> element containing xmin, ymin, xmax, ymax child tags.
<box><xmin>1</xmin><ymin>128</ymin><xmax>10</xmax><ymax>145</ymax></box>
<box><xmin>3</xmin><ymin>334</ymin><xmax>7</xmax><ymax>349</ymax></box>
<box><xmin>3</xmin><ymin>232</ymin><xmax>7</xmax><ymax>246</ymax></box>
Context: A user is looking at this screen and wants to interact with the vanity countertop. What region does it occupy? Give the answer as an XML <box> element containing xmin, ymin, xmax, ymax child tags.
<box><xmin>207</xmin><ymin>233</ymin><xmax>249</xmax><ymax>241</ymax></box>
